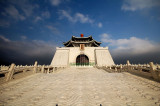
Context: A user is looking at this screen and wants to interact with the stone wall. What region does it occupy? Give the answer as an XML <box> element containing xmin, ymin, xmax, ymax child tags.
<box><xmin>95</xmin><ymin>47</ymin><xmax>115</xmax><ymax>66</ymax></box>
<box><xmin>50</xmin><ymin>47</ymin><xmax>69</xmax><ymax>67</ymax></box>
<box><xmin>50</xmin><ymin>47</ymin><xmax>115</xmax><ymax>67</ymax></box>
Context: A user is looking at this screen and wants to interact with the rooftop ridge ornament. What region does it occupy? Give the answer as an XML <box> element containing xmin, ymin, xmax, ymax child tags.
<box><xmin>80</xmin><ymin>34</ymin><xmax>84</xmax><ymax>37</ymax></box>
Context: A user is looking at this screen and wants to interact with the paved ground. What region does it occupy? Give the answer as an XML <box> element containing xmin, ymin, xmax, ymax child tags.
<box><xmin>0</xmin><ymin>68</ymin><xmax>160</xmax><ymax>106</ymax></box>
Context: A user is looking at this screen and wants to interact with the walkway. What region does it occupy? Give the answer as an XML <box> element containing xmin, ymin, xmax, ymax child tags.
<box><xmin>0</xmin><ymin>68</ymin><xmax>160</xmax><ymax>106</ymax></box>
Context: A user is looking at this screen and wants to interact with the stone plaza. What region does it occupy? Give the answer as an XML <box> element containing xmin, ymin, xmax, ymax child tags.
<box><xmin>1</xmin><ymin>67</ymin><xmax>160</xmax><ymax>106</ymax></box>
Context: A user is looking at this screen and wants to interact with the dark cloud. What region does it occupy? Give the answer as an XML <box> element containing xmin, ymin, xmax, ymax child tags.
<box><xmin>0</xmin><ymin>35</ymin><xmax>56</xmax><ymax>65</ymax></box>
<box><xmin>0</xmin><ymin>19</ymin><xmax>10</xmax><ymax>27</ymax></box>
<box><xmin>112</xmin><ymin>51</ymin><xmax>160</xmax><ymax>64</ymax></box>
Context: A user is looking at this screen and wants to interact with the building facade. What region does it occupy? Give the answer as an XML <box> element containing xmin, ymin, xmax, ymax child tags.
<box><xmin>51</xmin><ymin>35</ymin><xmax>114</xmax><ymax>67</ymax></box>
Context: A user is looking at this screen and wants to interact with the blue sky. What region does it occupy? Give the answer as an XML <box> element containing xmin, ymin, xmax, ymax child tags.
<box><xmin>0</xmin><ymin>0</ymin><xmax>160</xmax><ymax>65</ymax></box>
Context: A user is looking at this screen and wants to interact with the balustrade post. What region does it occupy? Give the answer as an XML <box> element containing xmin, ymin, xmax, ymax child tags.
<box><xmin>6</xmin><ymin>63</ymin><xmax>15</xmax><ymax>81</ymax></box>
<box><xmin>33</xmin><ymin>61</ymin><xmax>38</xmax><ymax>73</ymax></box>
<box><xmin>47</xmin><ymin>67</ymin><xmax>50</xmax><ymax>74</ymax></box>
<box><xmin>149</xmin><ymin>62</ymin><xmax>159</xmax><ymax>81</ymax></box>
<box><xmin>120</xmin><ymin>64</ymin><xmax>122</xmax><ymax>72</ymax></box>
<box><xmin>41</xmin><ymin>65</ymin><xmax>45</xmax><ymax>73</ymax></box>
<box><xmin>127</xmin><ymin>60</ymin><xmax>131</xmax><ymax>71</ymax></box>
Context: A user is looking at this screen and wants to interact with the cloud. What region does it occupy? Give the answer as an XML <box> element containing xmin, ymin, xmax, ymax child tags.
<box><xmin>58</xmin><ymin>10</ymin><xmax>94</xmax><ymax>24</ymax></box>
<box><xmin>100</xmin><ymin>33</ymin><xmax>160</xmax><ymax>63</ymax></box>
<box><xmin>50</xmin><ymin>0</ymin><xmax>61</xmax><ymax>6</ymax></box>
<box><xmin>75</xmin><ymin>13</ymin><xmax>93</xmax><ymax>23</ymax></box>
<box><xmin>121</xmin><ymin>0</ymin><xmax>160</xmax><ymax>11</ymax></box>
<box><xmin>0</xmin><ymin>35</ymin><xmax>10</xmax><ymax>42</ymax></box>
<box><xmin>34</xmin><ymin>16</ymin><xmax>43</xmax><ymax>22</ymax></box>
<box><xmin>50</xmin><ymin>0</ymin><xmax>70</xmax><ymax>6</ymax></box>
<box><xmin>101</xmin><ymin>33</ymin><xmax>159</xmax><ymax>55</ymax></box>
<box><xmin>98</xmin><ymin>22</ymin><xmax>102</xmax><ymax>28</ymax></box>
<box><xmin>34</xmin><ymin>11</ymin><xmax>50</xmax><ymax>22</ymax></box>
<box><xmin>0</xmin><ymin>35</ymin><xmax>56</xmax><ymax>65</ymax></box>
<box><xmin>46</xmin><ymin>25</ymin><xmax>59</xmax><ymax>34</ymax></box>
<box><xmin>1</xmin><ymin>0</ymin><xmax>39</xmax><ymax>22</ymax></box>
<box><xmin>58</xmin><ymin>10</ymin><xmax>73</xmax><ymax>21</ymax></box>
<box><xmin>9</xmin><ymin>0</ymin><xmax>39</xmax><ymax>17</ymax></box>
<box><xmin>21</xmin><ymin>35</ymin><xmax>27</xmax><ymax>40</ymax></box>
<box><xmin>41</xmin><ymin>11</ymin><xmax>51</xmax><ymax>18</ymax></box>
<box><xmin>4</xmin><ymin>5</ymin><xmax>26</xmax><ymax>21</ymax></box>
<box><xmin>100</xmin><ymin>33</ymin><xmax>113</xmax><ymax>43</ymax></box>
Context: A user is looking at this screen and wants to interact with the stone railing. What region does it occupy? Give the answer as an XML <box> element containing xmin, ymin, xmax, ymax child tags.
<box><xmin>0</xmin><ymin>61</ymin><xmax>66</xmax><ymax>83</ymax></box>
<box><xmin>96</xmin><ymin>60</ymin><xmax>160</xmax><ymax>82</ymax></box>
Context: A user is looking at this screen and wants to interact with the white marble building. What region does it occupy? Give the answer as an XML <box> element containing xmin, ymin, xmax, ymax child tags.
<box><xmin>51</xmin><ymin>35</ymin><xmax>114</xmax><ymax>67</ymax></box>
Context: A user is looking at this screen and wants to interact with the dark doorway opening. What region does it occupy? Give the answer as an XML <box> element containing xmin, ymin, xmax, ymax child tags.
<box><xmin>76</xmin><ymin>54</ymin><xmax>89</xmax><ymax>65</ymax></box>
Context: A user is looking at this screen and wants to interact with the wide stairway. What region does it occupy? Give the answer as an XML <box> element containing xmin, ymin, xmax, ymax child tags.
<box><xmin>0</xmin><ymin>68</ymin><xmax>160</xmax><ymax>106</ymax></box>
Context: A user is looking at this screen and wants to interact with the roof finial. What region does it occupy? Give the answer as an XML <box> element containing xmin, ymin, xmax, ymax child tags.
<box><xmin>80</xmin><ymin>34</ymin><xmax>84</xmax><ymax>37</ymax></box>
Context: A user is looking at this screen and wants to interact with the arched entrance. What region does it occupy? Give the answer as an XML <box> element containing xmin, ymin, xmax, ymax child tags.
<box><xmin>76</xmin><ymin>54</ymin><xmax>89</xmax><ymax>65</ymax></box>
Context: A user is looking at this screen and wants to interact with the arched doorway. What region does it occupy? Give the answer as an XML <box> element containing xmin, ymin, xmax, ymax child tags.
<box><xmin>76</xmin><ymin>54</ymin><xmax>89</xmax><ymax>65</ymax></box>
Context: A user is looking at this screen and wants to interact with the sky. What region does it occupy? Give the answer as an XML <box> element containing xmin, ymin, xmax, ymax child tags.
<box><xmin>0</xmin><ymin>0</ymin><xmax>160</xmax><ymax>65</ymax></box>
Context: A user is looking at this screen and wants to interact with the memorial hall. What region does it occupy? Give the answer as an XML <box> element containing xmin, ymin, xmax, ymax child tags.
<box><xmin>51</xmin><ymin>34</ymin><xmax>114</xmax><ymax>67</ymax></box>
